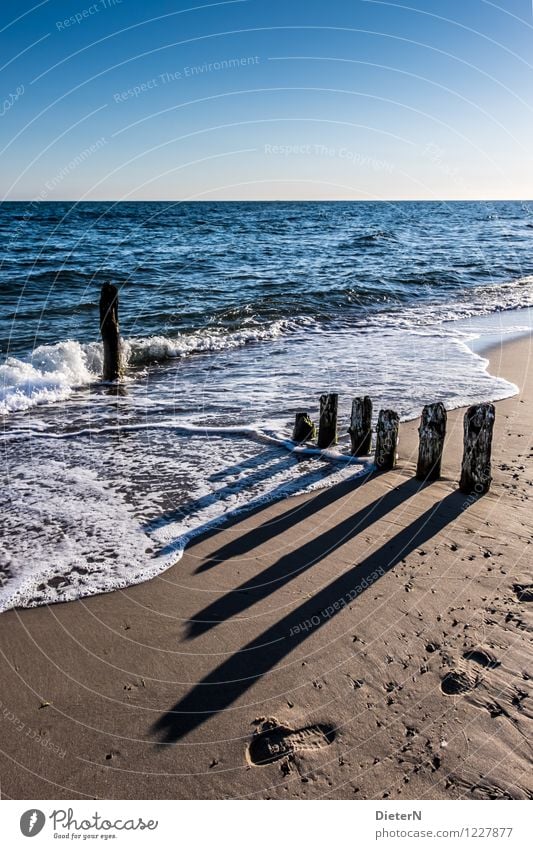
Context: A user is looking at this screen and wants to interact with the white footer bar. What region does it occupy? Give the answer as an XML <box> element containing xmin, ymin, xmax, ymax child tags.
<box><xmin>2</xmin><ymin>799</ymin><xmax>530</xmax><ymax>848</ymax></box>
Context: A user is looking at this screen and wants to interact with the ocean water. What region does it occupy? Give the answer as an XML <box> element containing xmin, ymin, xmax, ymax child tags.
<box><xmin>1</xmin><ymin>200</ymin><xmax>533</xmax><ymax>611</ymax></box>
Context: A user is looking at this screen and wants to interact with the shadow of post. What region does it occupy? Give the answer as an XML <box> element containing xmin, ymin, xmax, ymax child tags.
<box><xmin>193</xmin><ymin>462</ymin><xmax>376</xmax><ymax>573</ymax></box>
<box><xmin>152</xmin><ymin>487</ymin><xmax>468</xmax><ymax>746</ymax></box>
<box><xmin>187</xmin><ymin>477</ymin><xmax>420</xmax><ymax>639</ymax></box>
<box><xmin>155</xmin><ymin>457</ymin><xmax>373</xmax><ymax>561</ymax></box>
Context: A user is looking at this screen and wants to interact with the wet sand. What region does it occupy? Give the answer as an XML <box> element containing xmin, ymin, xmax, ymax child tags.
<box><xmin>0</xmin><ymin>333</ymin><xmax>532</xmax><ymax>800</ymax></box>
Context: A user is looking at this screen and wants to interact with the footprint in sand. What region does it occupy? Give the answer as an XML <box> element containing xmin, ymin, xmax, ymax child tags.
<box><xmin>462</xmin><ymin>647</ymin><xmax>501</xmax><ymax>669</ymax></box>
<box><xmin>441</xmin><ymin>646</ymin><xmax>500</xmax><ymax>695</ymax></box>
<box><xmin>513</xmin><ymin>583</ymin><xmax>533</xmax><ymax>602</ymax></box>
<box><xmin>440</xmin><ymin>665</ymin><xmax>480</xmax><ymax>696</ymax></box>
<box><xmin>247</xmin><ymin>721</ymin><xmax>335</xmax><ymax>766</ymax></box>
<box><xmin>447</xmin><ymin>774</ymin><xmax>532</xmax><ymax>800</ymax></box>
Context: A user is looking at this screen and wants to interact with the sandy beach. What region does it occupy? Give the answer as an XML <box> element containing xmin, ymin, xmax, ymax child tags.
<box><xmin>1</xmin><ymin>333</ymin><xmax>531</xmax><ymax>801</ymax></box>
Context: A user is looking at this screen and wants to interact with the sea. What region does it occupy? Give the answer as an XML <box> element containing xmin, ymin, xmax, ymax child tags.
<box><xmin>1</xmin><ymin>200</ymin><xmax>532</xmax><ymax>611</ymax></box>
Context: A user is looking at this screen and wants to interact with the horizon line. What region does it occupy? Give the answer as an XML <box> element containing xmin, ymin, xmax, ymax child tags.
<box><xmin>2</xmin><ymin>197</ymin><xmax>532</xmax><ymax>204</ymax></box>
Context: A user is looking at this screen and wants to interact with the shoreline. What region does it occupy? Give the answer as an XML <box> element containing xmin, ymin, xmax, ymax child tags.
<box><xmin>3</xmin><ymin>308</ymin><xmax>529</xmax><ymax>612</ymax></box>
<box><xmin>0</xmin><ymin>331</ymin><xmax>531</xmax><ymax>800</ymax></box>
<box><xmin>3</xmin><ymin>303</ymin><xmax>532</xmax><ymax>418</ymax></box>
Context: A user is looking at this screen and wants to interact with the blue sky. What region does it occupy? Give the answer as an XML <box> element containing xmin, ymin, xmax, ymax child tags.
<box><xmin>1</xmin><ymin>0</ymin><xmax>532</xmax><ymax>200</ymax></box>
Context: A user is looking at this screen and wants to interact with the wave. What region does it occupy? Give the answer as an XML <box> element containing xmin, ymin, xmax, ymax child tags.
<box><xmin>0</xmin><ymin>320</ymin><xmax>291</xmax><ymax>415</ymax></box>
<box><xmin>0</xmin><ymin>341</ymin><xmax>102</xmax><ymax>414</ymax></box>
<box><xmin>123</xmin><ymin>319</ymin><xmax>290</xmax><ymax>363</ymax></box>
<box><xmin>5</xmin><ymin>301</ymin><xmax>96</xmax><ymax>321</ymax></box>
<box><xmin>348</xmin><ymin>230</ymin><xmax>395</xmax><ymax>246</ymax></box>
<box><xmin>2</xmin><ymin>274</ymin><xmax>532</xmax><ymax>416</ymax></box>
<box><xmin>13</xmin><ymin>268</ymin><xmax>98</xmax><ymax>285</ymax></box>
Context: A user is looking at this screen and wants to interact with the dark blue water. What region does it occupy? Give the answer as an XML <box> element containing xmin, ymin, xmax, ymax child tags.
<box><xmin>1</xmin><ymin>200</ymin><xmax>532</xmax><ymax>611</ymax></box>
<box><xmin>2</xmin><ymin>200</ymin><xmax>533</xmax><ymax>361</ymax></box>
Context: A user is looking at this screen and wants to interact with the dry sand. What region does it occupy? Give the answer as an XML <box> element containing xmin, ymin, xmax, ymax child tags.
<box><xmin>0</xmin><ymin>334</ymin><xmax>532</xmax><ymax>800</ymax></box>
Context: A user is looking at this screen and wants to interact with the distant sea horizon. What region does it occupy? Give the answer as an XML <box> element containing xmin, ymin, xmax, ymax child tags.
<box><xmin>3</xmin><ymin>197</ymin><xmax>533</xmax><ymax>203</ymax></box>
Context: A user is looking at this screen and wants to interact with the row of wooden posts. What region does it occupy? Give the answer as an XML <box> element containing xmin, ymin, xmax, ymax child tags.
<box><xmin>293</xmin><ymin>393</ymin><xmax>495</xmax><ymax>496</ymax></box>
<box><xmin>99</xmin><ymin>282</ymin><xmax>495</xmax><ymax>497</ymax></box>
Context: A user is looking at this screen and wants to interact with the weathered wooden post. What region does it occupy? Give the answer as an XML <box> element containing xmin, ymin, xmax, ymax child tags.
<box><xmin>374</xmin><ymin>409</ymin><xmax>399</xmax><ymax>470</ymax></box>
<box><xmin>99</xmin><ymin>282</ymin><xmax>122</xmax><ymax>381</ymax></box>
<box><xmin>292</xmin><ymin>411</ymin><xmax>316</xmax><ymax>443</ymax></box>
<box><xmin>348</xmin><ymin>396</ymin><xmax>373</xmax><ymax>455</ymax></box>
<box><xmin>416</xmin><ymin>402</ymin><xmax>447</xmax><ymax>481</ymax></box>
<box><xmin>317</xmin><ymin>393</ymin><xmax>338</xmax><ymax>449</ymax></box>
<box><xmin>459</xmin><ymin>403</ymin><xmax>495</xmax><ymax>495</ymax></box>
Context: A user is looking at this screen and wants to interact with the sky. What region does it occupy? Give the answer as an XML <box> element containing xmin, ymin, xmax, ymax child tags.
<box><xmin>1</xmin><ymin>0</ymin><xmax>532</xmax><ymax>200</ymax></box>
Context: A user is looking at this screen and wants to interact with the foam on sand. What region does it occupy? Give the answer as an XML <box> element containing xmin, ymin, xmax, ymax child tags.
<box><xmin>0</xmin><ymin>460</ymin><xmax>175</xmax><ymax>611</ymax></box>
<box><xmin>0</xmin><ymin>434</ymin><xmax>369</xmax><ymax>612</ymax></box>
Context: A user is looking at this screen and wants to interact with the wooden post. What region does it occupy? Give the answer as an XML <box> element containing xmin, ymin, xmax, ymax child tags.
<box><xmin>317</xmin><ymin>393</ymin><xmax>338</xmax><ymax>449</ymax></box>
<box><xmin>292</xmin><ymin>412</ymin><xmax>316</xmax><ymax>443</ymax></box>
<box><xmin>348</xmin><ymin>396</ymin><xmax>372</xmax><ymax>455</ymax></box>
<box><xmin>374</xmin><ymin>409</ymin><xmax>399</xmax><ymax>470</ymax></box>
<box><xmin>459</xmin><ymin>403</ymin><xmax>495</xmax><ymax>495</ymax></box>
<box><xmin>99</xmin><ymin>282</ymin><xmax>122</xmax><ymax>381</ymax></box>
<box><xmin>416</xmin><ymin>402</ymin><xmax>447</xmax><ymax>481</ymax></box>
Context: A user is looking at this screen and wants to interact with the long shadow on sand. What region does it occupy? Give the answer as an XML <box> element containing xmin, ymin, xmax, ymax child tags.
<box><xmin>153</xmin><ymin>453</ymin><xmax>371</xmax><ymax>560</ymax></box>
<box><xmin>187</xmin><ymin>477</ymin><xmax>421</xmax><ymax>638</ymax></box>
<box><xmin>192</xmin><ymin>462</ymin><xmax>376</xmax><ymax>573</ymax></box>
<box><xmin>152</xmin><ymin>485</ymin><xmax>468</xmax><ymax>745</ymax></box>
<box><xmin>143</xmin><ymin>452</ymin><xmax>302</xmax><ymax>534</ymax></box>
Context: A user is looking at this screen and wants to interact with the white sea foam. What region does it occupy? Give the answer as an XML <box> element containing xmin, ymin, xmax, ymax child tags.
<box><xmin>2</xmin><ymin>280</ymin><xmax>532</xmax><ymax>417</ymax></box>
<box><xmin>0</xmin><ymin>437</ymin><xmax>368</xmax><ymax>611</ymax></box>
<box><xmin>0</xmin><ymin>340</ymin><xmax>102</xmax><ymax>414</ymax></box>
<box><xmin>123</xmin><ymin>319</ymin><xmax>289</xmax><ymax>365</ymax></box>
<box><xmin>1</xmin><ymin>304</ymin><xmax>531</xmax><ymax>612</ymax></box>
<box><xmin>0</xmin><ymin>460</ymin><xmax>176</xmax><ymax>611</ymax></box>
<box><xmin>0</xmin><ymin>321</ymin><xmax>289</xmax><ymax>415</ymax></box>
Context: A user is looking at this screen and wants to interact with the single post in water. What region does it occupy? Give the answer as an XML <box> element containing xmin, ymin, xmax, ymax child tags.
<box><xmin>416</xmin><ymin>402</ymin><xmax>447</xmax><ymax>481</ymax></box>
<box><xmin>348</xmin><ymin>396</ymin><xmax>373</xmax><ymax>455</ymax></box>
<box><xmin>317</xmin><ymin>393</ymin><xmax>338</xmax><ymax>449</ymax></box>
<box><xmin>459</xmin><ymin>403</ymin><xmax>495</xmax><ymax>495</ymax></box>
<box><xmin>374</xmin><ymin>409</ymin><xmax>399</xmax><ymax>470</ymax></box>
<box><xmin>293</xmin><ymin>411</ymin><xmax>316</xmax><ymax>443</ymax></box>
<box><xmin>99</xmin><ymin>282</ymin><xmax>122</xmax><ymax>381</ymax></box>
